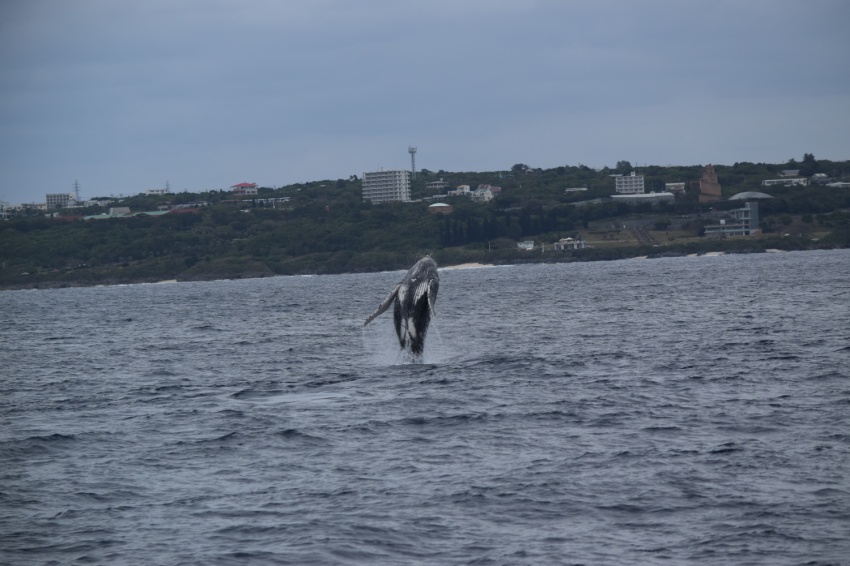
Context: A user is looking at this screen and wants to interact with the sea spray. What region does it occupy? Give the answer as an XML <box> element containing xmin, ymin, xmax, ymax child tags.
<box><xmin>362</xmin><ymin>317</ymin><xmax>451</xmax><ymax>365</ymax></box>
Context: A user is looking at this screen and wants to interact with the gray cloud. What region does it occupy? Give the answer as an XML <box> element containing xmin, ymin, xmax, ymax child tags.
<box><xmin>1</xmin><ymin>0</ymin><xmax>848</xmax><ymax>203</ymax></box>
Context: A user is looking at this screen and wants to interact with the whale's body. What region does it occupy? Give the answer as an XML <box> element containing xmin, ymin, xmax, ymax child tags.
<box><xmin>365</xmin><ymin>256</ymin><xmax>439</xmax><ymax>356</ymax></box>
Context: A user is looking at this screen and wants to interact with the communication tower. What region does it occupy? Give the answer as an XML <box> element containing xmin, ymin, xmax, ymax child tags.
<box><xmin>408</xmin><ymin>146</ymin><xmax>417</xmax><ymax>180</ymax></box>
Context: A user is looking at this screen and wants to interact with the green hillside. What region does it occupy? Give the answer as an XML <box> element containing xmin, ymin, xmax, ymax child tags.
<box><xmin>2</xmin><ymin>158</ymin><xmax>849</xmax><ymax>290</ymax></box>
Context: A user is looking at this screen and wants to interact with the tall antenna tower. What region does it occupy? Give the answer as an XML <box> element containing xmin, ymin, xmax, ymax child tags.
<box><xmin>408</xmin><ymin>146</ymin><xmax>417</xmax><ymax>180</ymax></box>
<box><xmin>73</xmin><ymin>179</ymin><xmax>81</xmax><ymax>201</ymax></box>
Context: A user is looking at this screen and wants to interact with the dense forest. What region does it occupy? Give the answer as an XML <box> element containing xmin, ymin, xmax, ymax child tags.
<box><xmin>2</xmin><ymin>156</ymin><xmax>849</xmax><ymax>289</ymax></box>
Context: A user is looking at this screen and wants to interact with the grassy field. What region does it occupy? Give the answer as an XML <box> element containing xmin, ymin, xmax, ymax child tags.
<box><xmin>580</xmin><ymin>229</ymin><xmax>640</xmax><ymax>248</ymax></box>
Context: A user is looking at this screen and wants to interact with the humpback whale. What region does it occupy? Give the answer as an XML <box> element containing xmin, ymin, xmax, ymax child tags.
<box><xmin>365</xmin><ymin>256</ymin><xmax>439</xmax><ymax>356</ymax></box>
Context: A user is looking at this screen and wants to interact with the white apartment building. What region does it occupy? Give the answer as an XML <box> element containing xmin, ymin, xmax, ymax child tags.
<box><xmin>615</xmin><ymin>172</ymin><xmax>645</xmax><ymax>194</ymax></box>
<box><xmin>46</xmin><ymin>193</ymin><xmax>74</xmax><ymax>209</ymax></box>
<box><xmin>362</xmin><ymin>170</ymin><xmax>411</xmax><ymax>203</ymax></box>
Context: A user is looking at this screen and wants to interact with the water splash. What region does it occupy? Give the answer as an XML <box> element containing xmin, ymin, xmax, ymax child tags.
<box><xmin>420</xmin><ymin>319</ymin><xmax>451</xmax><ymax>364</ymax></box>
<box><xmin>361</xmin><ymin>318</ymin><xmax>452</xmax><ymax>366</ymax></box>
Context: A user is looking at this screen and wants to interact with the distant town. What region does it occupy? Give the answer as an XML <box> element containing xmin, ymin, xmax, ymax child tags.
<box><xmin>4</xmin><ymin>159</ymin><xmax>848</xmax><ymax>244</ymax></box>
<box><xmin>1</xmin><ymin>154</ymin><xmax>849</xmax><ymax>289</ymax></box>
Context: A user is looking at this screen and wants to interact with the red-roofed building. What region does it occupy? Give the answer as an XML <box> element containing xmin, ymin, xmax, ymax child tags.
<box><xmin>231</xmin><ymin>182</ymin><xmax>259</xmax><ymax>195</ymax></box>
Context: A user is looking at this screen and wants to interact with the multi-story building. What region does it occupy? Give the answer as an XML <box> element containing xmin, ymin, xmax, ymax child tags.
<box><xmin>470</xmin><ymin>187</ymin><xmax>493</xmax><ymax>202</ymax></box>
<box><xmin>362</xmin><ymin>170</ymin><xmax>411</xmax><ymax>203</ymax></box>
<box><xmin>615</xmin><ymin>172</ymin><xmax>645</xmax><ymax>195</ymax></box>
<box><xmin>703</xmin><ymin>192</ymin><xmax>769</xmax><ymax>237</ymax></box>
<box><xmin>231</xmin><ymin>182</ymin><xmax>259</xmax><ymax>195</ymax></box>
<box><xmin>704</xmin><ymin>201</ymin><xmax>761</xmax><ymax>237</ymax></box>
<box><xmin>46</xmin><ymin>193</ymin><xmax>74</xmax><ymax>209</ymax></box>
<box><xmin>426</xmin><ymin>178</ymin><xmax>448</xmax><ymax>192</ymax></box>
<box><xmin>692</xmin><ymin>164</ymin><xmax>722</xmax><ymax>203</ymax></box>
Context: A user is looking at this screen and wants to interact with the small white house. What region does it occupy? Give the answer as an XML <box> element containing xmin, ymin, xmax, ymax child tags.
<box><xmin>553</xmin><ymin>237</ymin><xmax>586</xmax><ymax>250</ymax></box>
<box><xmin>428</xmin><ymin>202</ymin><xmax>453</xmax><ymax>215</ymax></box>
<box><xmin>426</xmin><ymin>178</ymin><xmax>448</xmax><ymax>191</ymax></box>
<box><xmin>470</xmin><ymin>188</ymin><xmax>493</xmax><ymax>202</ymax></box>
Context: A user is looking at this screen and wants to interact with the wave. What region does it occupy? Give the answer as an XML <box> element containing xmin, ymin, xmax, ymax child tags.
<box><xmin>0</xmin><ymin>433</ymin><xmax>78</xmax><ymax>459</ymax></box>
<box><xmin>273</xmin><ymin>429</ymin><xmax>329</xmax><ymax>446</ymax></box>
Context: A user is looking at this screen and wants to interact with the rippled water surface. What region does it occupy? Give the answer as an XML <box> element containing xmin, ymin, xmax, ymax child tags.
<box><xmin>2</xmin><ymin>250</ymin><xmax>849</xmax><ymax>565</ymax></box>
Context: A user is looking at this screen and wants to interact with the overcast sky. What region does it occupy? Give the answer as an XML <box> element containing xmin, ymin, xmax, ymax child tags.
<box><xmin>1</xmin><ymin>0</ymin><xmax>848</xmax><ymax>204</ymax></box>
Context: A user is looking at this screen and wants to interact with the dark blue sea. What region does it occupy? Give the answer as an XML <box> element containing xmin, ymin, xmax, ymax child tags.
<box><xmin>2</xmin><ymin>249</ymin><xmax>849</xmax><ymax>565</ymax></box>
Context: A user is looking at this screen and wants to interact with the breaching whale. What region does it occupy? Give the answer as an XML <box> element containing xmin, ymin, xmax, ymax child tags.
<box><xmin>364</xmin><ymin>256</ymin><xmax>439</xmax><ymax>356</ymax></box>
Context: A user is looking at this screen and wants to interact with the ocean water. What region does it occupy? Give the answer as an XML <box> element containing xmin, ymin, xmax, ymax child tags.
<box><xmin>1</xmin><ymin>249</ymin><xmax>849</xmax><ymax>565</ymax></box>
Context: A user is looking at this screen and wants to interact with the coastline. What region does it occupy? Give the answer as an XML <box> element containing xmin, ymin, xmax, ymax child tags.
<box><xmin>10</xmin><ymin>247</ymin><xmax>847</xmax><ymax>293</ymax></box>
<box><xmin>439</xmin><ymin>262</ymin><xmax>497</xmax><ymax>270</ymax></box>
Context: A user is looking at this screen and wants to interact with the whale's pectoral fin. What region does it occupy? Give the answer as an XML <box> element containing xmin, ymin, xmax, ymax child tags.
<box><xmin>364</xmin><ymin>284</ymin><xmax>401</xmax><ymax>326</ymax></box>
<box><xmin>427</xmin><ymin>279</ymin><xmax>438</xmax><ymax>317</ymax></box>
<box><xmin>412</xmin><ymin>280</ymin><xmax>429</xmax><ymax>308</ymax></box>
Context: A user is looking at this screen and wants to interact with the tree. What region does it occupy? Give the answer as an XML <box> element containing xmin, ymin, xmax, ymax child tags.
<box><xmin>800</xmin><ymin>153</ymin><xmax>818</xmax><ymax>176</ymax></box>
